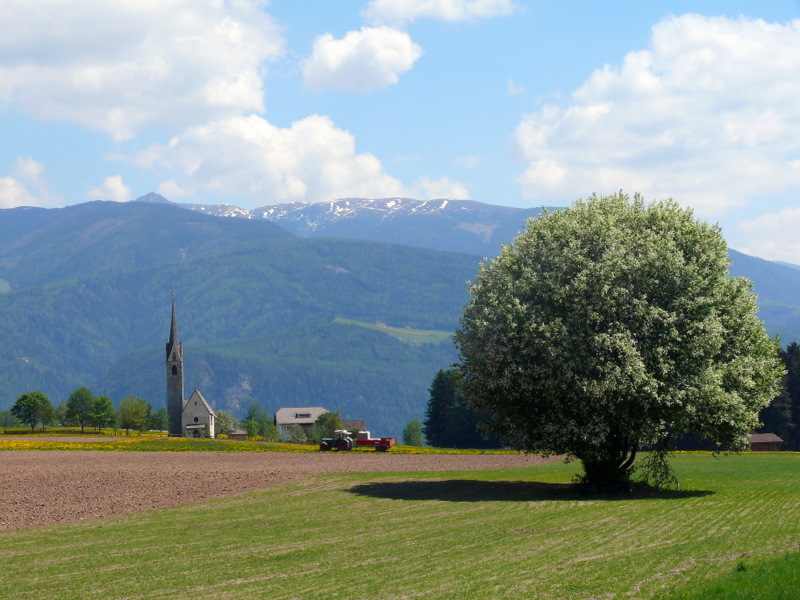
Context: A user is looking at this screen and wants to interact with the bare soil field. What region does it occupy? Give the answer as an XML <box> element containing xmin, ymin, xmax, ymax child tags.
<box><xmin>0</xmin><ymin>450</ymin><xmax>552</xmax><ymax>531</ymax></box>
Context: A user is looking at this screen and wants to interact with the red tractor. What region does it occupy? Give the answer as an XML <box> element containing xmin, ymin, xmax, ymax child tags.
<box><xmin>319</xmin><ymin>430</ymin><xmax>396</xmax><ymax>452</ymax></box>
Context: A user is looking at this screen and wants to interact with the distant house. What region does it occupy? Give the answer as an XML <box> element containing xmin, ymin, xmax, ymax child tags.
<box><xmin>274</xmin><ymin>407</ymin><xmax>328</xmax><ymax>439</ymax></box>
<box><xmin>749</xmin><ymin>433</ymin><xmax>783</xmax><ymax>451</ymax></box>
<box><xmin>341</xmin><ymin>419</ymin><xmax>366</xmax><ymax>432</ymax></box>
<box><xmin>227</xmin><ymin>429</ymin><xmax>247</xmax><ymax>440</ymax></box>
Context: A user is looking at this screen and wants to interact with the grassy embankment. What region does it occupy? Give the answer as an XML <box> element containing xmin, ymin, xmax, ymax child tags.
<box><xmin>0</xmin><ymin>453</ymin><xmax>798</xmax><ymax>599</ymax></box>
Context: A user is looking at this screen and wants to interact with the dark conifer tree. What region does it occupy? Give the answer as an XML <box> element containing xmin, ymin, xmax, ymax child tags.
<box><xmin>781</xmin><ymin>342</ymin><xmax>800</xmax><ymax>450</ymax></box>
<box><xmin>423</xmin><ymin>369</ymin><xmax>500</xmax><ymax>449</ymax></box>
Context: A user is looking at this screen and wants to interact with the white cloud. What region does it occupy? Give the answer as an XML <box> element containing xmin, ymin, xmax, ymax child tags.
<box><xmin>303</xmin><ymin>27</ymin><xmax>422</xmax><ymax>93</ymax></box>
<box><xmin>363</xmin><ymin>0</ymin><xmax>518</xmax><ymax>27</ymax></box>
<box><xmin>136</xmin><ymin>114</ymin><xmax>409</xmax><ymax>206</ymax></box>
<box><xmin>0</xmin><ymin>157</ymin><xmax>62</xmax><ymax>208</ymax></box>
<box><xmin>135</xmin><ymin>114</ymin><xmax>470</xmax><ymax>205</ymax></box>
<box><xmin>157</xmin><ymin>180</ymin><xmax>189</xmax><ymax>199</ymax></box>
<box><xmin>513</xmin><ymin>15</ymin><xmax>800</xmax><ymax>216</ymax></box>
<box><xmin>507</xmin><ymin>78</ymin><xmax>525</xmax><ymax>96</ymax></box>
<box><xmin>738</xmin><ymin>205</ymin><xmax>800</xmax><ymax>263</ymax></box>
<box><xmin>89</xmin><ymin>175</ymin><xmax>132</xmax><ymax>202</ymax></box>
<box><xmin>0</xmin><ymin>177</ymin><xmax>39</xmax><ymax>209</ymax></box>
<box><xmin>0</xmin><ymin>0</ymin><xmax>283</xmax><ymax>141</ymax></box>
<box><xmin>413</xmin><ymin>175</ymin><xmax>470</xmax><ymax>199</ymax></box>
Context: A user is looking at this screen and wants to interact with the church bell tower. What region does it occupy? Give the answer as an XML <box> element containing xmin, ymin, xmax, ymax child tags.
<box><xmin>166</xmin><ymin>295</ymin><xmax>185</xmax><ymax>436</ymax></box>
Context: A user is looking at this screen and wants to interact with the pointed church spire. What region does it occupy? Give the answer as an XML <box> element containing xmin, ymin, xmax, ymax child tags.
<box><xmin>166</xmin><ymin>293</ymin><xmax>180</xmax><ymax>359</ymax></box>
<box><xmin>169</xmin><ymin>293</ymin><xmax>179</xmax><ymax>343</ymax></box>
<box><xmin>166</xmin><ymin>293</ymin><xmax>185</xmax><ymax>436</ymax></box>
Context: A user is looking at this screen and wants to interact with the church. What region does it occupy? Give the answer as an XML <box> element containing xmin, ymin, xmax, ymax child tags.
<box><xmin>166</xmin><ymin>298</ymin><xmax>216</xmax><ymax>438</ymax></box>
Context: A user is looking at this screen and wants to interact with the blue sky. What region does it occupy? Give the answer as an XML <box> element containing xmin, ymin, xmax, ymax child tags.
<box><xmin>2</xmin><ymin>0</ymin><xmax>800</xmax><ymax>261</ymax></box>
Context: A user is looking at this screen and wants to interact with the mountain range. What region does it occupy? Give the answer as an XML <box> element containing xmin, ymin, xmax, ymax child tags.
<box><xmin>1</xmin><ymin>194</ymin><xmax>799</xmax><ymax>435</ymax></box>
<box><xmin>138</xmin><ymin>192</ymin><xmax>545</xmax><ymax>257</ymax></box>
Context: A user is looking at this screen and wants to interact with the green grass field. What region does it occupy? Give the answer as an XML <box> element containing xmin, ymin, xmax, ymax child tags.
<box><xmin>0</xmin><ymin>453</ymin><xmax>798</xmax><ymax>599</ymax></box>
<box><xmin>335</xmin><ymin>316</ymin><xmax>452</xmax><ymax>345</ymax></box>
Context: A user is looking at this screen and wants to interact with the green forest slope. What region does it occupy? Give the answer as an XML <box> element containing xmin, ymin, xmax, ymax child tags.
<box><xmin>0</xmin><ymin>233</ymin><xmax>476</xmax><ymax>434</ymax></box>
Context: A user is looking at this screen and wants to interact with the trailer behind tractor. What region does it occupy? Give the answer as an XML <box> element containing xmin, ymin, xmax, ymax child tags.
<box><xmin>319</xmin><ymin>430</ymin><xmax>396</xmax><ymax>452</ymax></box>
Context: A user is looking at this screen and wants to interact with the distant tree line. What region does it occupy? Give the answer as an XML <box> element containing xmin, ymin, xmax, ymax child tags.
<box><xmin>4</xmin><ymin>387</ymin><xmax>168</xmax><ymax>434</ymax></box>
<box><xmin>759</xmin><ymin>342</ymin><xmax>800</xmax><ymax>450</ymax></box>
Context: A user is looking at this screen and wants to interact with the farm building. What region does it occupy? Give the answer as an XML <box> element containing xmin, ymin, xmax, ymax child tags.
<box><xmin>749</xmin><ymin>433</ymin><xmax>783</xmax><ymax>451</ymax></box>
<box><xmin>274</xmin><ymin>407</ymin><xmax>329</xmax><ymax>439</ymax></box>
<box><xmin>342</xmin><ymin>419</ymin><xmax>366</xmax><ymax>432</ymax></box>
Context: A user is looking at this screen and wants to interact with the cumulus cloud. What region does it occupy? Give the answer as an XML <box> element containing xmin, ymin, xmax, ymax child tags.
<box><xmin>738</xmin><ymin>204</ymin><xmax>800</xmax><ymax>263</ymax></box>
<box><xmin>303</xmin><ymin>27</ymin><xmax>422</xmax><ymax>92</ymax></box>
<box><xmin>136</xmin><ymin>114</ymin><xmax>470</xmax><ymax>205</ymax></box>
<box><xmin>413</xmin><ymin>175</ymin><xmax>470</xmax><ymax>199</ymax></box>
<box><xmin>363</xmin><ymin>0</ymin><xmax>518</xmax><ymax>27</ymax></box>
<box><xmin>513</xmin><ymin>15</ymin><xmax>800</xmax><ymax>216</ymax></box>
<box><xmin>88</xmin><ymin>175</ymin><xmax>132</xmax><ymax>202</ymax></box>
<box><xmin>0</xmin><ymin>157</ymin><xmax>62</xmax><ymax>208</ymax></box>
<box><xmin>0</xmin><ymin>0</ymin><xmax>283</xmax><ymax>141</ymax></box>
<box><xmin>157</xmin><ymin>180</ymin><xmax>189</xmax><ymax>199</ymax></box>
<box><xmin>136</xmin><ymin>114</ymin><xmax>409</xmax><ymax>206</ymax></box>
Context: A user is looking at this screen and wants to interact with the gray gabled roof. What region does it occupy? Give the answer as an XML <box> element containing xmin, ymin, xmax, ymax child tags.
<box><xmin>749</xmin><ymin>432</ymin><xmax>783</xmax><ymax>443</ymax></box>
<box><xmin>183</xmin><ymin>389</ymin><xmax>216</xmax><ymax>417</ymax></box>
<box><xmin>274</xmin><ymin>406</ymin><xmax>328</xmax><ymax>425</ymax></box>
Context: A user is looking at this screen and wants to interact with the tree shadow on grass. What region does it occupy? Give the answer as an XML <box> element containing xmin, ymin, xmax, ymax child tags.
<box><xmin>348</xmin><ymin>479</ymin><xmax>713</xmax><ymax>503</ymax></box>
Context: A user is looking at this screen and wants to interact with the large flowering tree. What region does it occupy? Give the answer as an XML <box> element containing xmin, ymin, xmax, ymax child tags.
<box><xmin>454</xmin><ymin>192</ymin><xmax>783</xmax><ymax>487</ymax></box>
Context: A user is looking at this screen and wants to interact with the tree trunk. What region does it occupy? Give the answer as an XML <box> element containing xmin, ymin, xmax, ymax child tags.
<box><xmin>579</xmin><ymin>444</ymin><xmax>638</xmax><ymax>489</ymax></box>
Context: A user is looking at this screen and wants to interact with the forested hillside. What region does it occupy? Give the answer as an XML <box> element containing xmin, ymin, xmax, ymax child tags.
<box><xmin>728</xmin><ymin>249</ymin><xmax>800</xmax><ymax>343</ymax></box>
<box><xmin>0</xmin><ymin>201</ymin><xmax>291</xmax><ymax>288</ymax></box>
<box><xmin>3</xmin><ymin>200</ymin><xmax>800</xmax><ymax>436</ymax></box>
<box><xmin>0</xmin><ymin>218</ymin><xmax>477</xmax><ymax>434</ymax></box>
<box><xmin>98</xmin><ymin>317</ymin><xmax>457</xmax><ymax>433</ymax></box>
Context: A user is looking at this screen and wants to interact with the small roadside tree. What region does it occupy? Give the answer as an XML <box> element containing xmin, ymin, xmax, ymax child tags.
<box><xmin>54</xmin><ymin>402</ymin><xmax>74</xmax><ymax>427</ymax></box>
<box><xmin>117</xmin><ymin>396</ymin><xmax>151</xmax><ymax>434</ymax></box>
<box><xmin>65</xmin><ymin>387</ymin><xmax>94</xmax><ymax>433</ymax></box>
<box><xmin>215</xmin><ymin>410</ymin><xmax>241</xmax><ymax>436</ymax></box>
<box><xmin>259</xmin><ymin>419</ymin><xmax>278</xmax><ymax>441</ymax></box>
<box><xmin>147</xmin><ymin>408</ymin><xmax>169</xmax><ymax>432</ymax></box>
<box><xmin>308</xmin><ymin>411</ymin><xmax>341</xmax><ymax>443</ymax></box>
<box><xmin>0</xmin><ymin>409</ymin><xmax>20</xmax><ymax>433</ymax></box>
<box><xmin>455</xmin><ymin>192</ymin><xmax>783</xmax><ymax>488</ymax></box>
<box><xmin>402</xmin><ymin>418</ymin><xmax>425</xmax><ymax>446</ymax></box>
<box><xmin>245</xmin><ymin>418</ymin><xmax>259</xmax><ymax>438</ymax></box>
<box><xmin>11</xmin><ymin>391</ymin><xmax>53</xmax><ymax>433</ymax></box>
<box><xmin>283</xmin><ymin>423</ymin><xmax>308</xmax><ymax>444</ymax></box>
<box><xmin>245</xmin><ymin>402</ymin><xmax>266</xmax><ymax>424</ymax></box>
<box><xmin>89</xmin><ymin>395</ymin><xmax>116</xmax><ymax>432</ymax></box>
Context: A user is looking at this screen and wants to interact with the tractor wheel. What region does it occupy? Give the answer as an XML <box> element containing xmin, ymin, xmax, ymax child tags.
<box><xmin>376</xmin><ymin>445</ymin><xmax>388</xmax><ymax>452</ymax></box>
<box><xmin>319</xmin><ymin>441</ymin><xmax>331</xmax><ymax>451</ymax></box>
<box><xmin>336</xmin><ymin>439</ymin><xmax>350</xmax><ymax>451</ymax></box>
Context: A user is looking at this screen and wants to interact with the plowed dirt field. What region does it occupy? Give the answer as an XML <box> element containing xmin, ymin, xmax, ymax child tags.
<box><xmin>0</xmin><ymin>449</ymin><xmax>552</xmax><ymax>531</ymax></box>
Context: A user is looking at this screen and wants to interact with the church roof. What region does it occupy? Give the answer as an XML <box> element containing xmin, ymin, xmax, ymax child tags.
<box><xmin>184</xmin><ymin>389</ymin><xmax>216</xmax><ymax>417</ymax></box>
